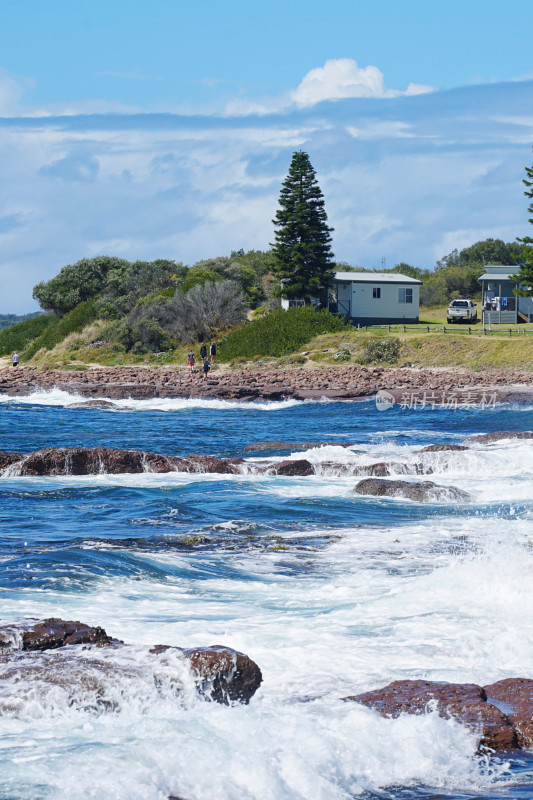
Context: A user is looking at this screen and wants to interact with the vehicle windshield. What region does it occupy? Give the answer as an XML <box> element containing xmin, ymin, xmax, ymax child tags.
<box><xmin>450</xmin><ymin>300</ymin><xmax>469</xmax><ymax>307</ymax></box>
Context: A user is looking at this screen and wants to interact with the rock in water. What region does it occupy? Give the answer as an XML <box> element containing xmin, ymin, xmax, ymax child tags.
<box><xmin>418</xmin><ymin>444</ymin><xmax>468</xmax><ymax>453</ymax></box>
<box><xmin>346</xmin><ymin>680</ymin><xmax>518</xmax><ymax>752</ymax></box>
<box><xmin>0</xmin><ymin>451</ymin><xmax>22</xmax><ymax>471</ymax></box>
<box><xmin>353</xmin><ymin>478</ymin><xmax>470</xmax><ymax>502</ymax></box>
<box><xmin>0</xmin><ymin>618</ymin><xmax>262</xmax><ymax>713</ymax></box>
<box><xmin>151</xmin><ymin>644</ymin><xmax>262</xmax><ymax>704</ymax></box>
<box><xmin>66</xmin><ymin>399</ymin><xmax>117</xmax><ymax>409</ymax></box>
<box><xmin>483</xmin><ymin>678</ymin><xmax>533</xmax><ymax>748</ymax></box>
<box><xmin>1</xmin><ymin>447</ymin><xmax>244</xmax><ymax>476</ymax></box>
<box><xmin>466</xmin><ymin>431</ymin><xmax>533</xmax><ymax>445</ymax></box>
<box><xmin>352</xmin><ymin>461</ymin><xmax>414</xmax><ymax>477</ymax></box>
<box><xmin>275</xmin><ymin>459</ymin><xmax>314</xmax><ymax>476</ymax></box>
<box><xmin>244</xmin><ymin>441</ymin><xmax>353</xmax><ymax>452</ymax></box>
<box><xmin>0</xmin><ymin>617</ymin><xmax>118</xmax><ymax>652</ymax></box>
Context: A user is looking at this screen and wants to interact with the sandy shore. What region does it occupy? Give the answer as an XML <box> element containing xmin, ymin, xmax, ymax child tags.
<box><xmin>1</xmin><ymin>363</ymin><xmax>533</xmax><ymax>405</ymax></box>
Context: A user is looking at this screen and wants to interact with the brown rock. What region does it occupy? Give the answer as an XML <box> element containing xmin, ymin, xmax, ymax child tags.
<box><xmin>418</xmin><ymin>444</ymin><xmax>468</xmax><ymax>453</ymax></box>
<box><xmin>466</xmin><ymin>431</ymin><xmax>533</xmax><ymax>445</ymax></box>
<box><xmin>0</xmin><ymin>619</ymin><xmax>262</xmax><ymax>712</ymax></box>
<box><xmin>152</xmin><ymin>644</ymin><xmax>262</xmax><ymax>704</ymax></box>
<box><xmin>275</xmin><ymin>459</ymin><xmax>314</xmax><ymax>476</ymax></box>
<box><xmin>244</xmin><ymin>441</ymin><xmax>353</xmax><ymax>452</ymax></box>
<box><xmin>173</xmin><ymin>454</ymin><xmax>244</xmax><ymax>474</ymax></box>
<box><xmin>484</xmin><ymin>678</ymin><xmax>533</xmax><ymax>748</ymax></box>
<box><xmin>354</xmin><ymin>478</ymin><xmax>470</xmax><ymax>502</ymax></box>
<box><xmin>0</xmin><ymin>451</ymin><xmax>22</xmax><ymax>471</ymax></box>
<box><xmin>346</xmin><ymin>679</ymin><xmax>518</xmax><ymax>752</ymax></box>
<box><xmin>3</xmin><ymin>447</ymin><xmax>243</xmax><ymax>477</ymax></box>
<box><xmin>66</xmin><ymin>399</ymin><xmax>117</xmax><ymax>409</ymax></box>
<box><xmin>352</xmin><ymin>462</ymin><xmax>412</xmax><ymax>477</ymax></box>
<box><xmin>0</xmin><ymin>617</ymin><xmax>118</xmax><ymax>652</ymax></box>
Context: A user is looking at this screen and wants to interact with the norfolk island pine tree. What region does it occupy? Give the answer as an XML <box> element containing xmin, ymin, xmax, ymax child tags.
<box><xmin>271</xmin><ymin>151</ymin><xmax>335</xmax><ymax>303</ymax></box>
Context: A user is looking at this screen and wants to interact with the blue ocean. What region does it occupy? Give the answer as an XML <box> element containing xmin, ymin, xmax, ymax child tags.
<box><xmin>1</xmin><ymin>387</ymin><xmax>533</xmax><ymax>800</ymax></box>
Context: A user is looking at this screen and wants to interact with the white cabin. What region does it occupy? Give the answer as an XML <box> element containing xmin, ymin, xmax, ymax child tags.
<box><xmin>281</xmin><ymin>271</ymin><xmax>422</xmax><ymax>324</ymax></box>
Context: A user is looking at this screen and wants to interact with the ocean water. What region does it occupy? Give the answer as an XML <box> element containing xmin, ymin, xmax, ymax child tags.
<box><xmin>1</xmin><ymin>389</ymin><xmax>533</xmax><ymax>799</ymax></box>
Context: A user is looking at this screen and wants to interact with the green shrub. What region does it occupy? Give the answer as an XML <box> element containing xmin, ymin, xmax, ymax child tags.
<box><xmin>358</xmin><ymin>337</ymin><xmax>401</xmax><ymax>365</ymax></box>
<box><xmin>218</xmin><ymin>307</ymin><xmax>349</xmax><ymax>361</ymax></box>
<box><xmin>21</xmin><ymin>300</ymin><xmax>97</xmax><ymax>361</ymax></box>
<box><xmin>0</xmin><ymin>314</ymin><xmax>56</xmax><ymax>356</ymax></box>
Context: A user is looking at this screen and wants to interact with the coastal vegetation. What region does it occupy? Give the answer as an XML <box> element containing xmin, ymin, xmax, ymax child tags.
<box><xmin>1</xmin><ymin>235</ymin><xmax>530</xmax><ymax>370</ymax></box>
<box><xmin>2</xmin><ymin>146</ymin><xmax>532</xmax><ymax>371</ymax></box>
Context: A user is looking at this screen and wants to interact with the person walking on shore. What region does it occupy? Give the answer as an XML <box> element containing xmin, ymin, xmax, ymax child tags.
<box><xmin>11</xmin><ymin>352</ymin><xmax>20</xmax><ymax>368</ymax></box>
<box><xmin>200</xmin><ymin>342</ymin><xmax>207</xmax><ymax>361</ymax></box>
<box><xmin>209</xmin><ymin>342</ymin><xmax>217</xmax><ymax>364</ymax></box>
<box><xmin>187</xmin><ymin>350</ymin><xmax>195</xmax><ymax>372</ymax></box>
<box><xmin>202</xmin><ymin>358</ymin><xmax>210</xmax><ymax>378</ymax></box>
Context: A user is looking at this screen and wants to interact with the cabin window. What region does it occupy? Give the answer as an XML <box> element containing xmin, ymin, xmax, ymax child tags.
<box><xmin>398</xmin><ymin>288</ymin><xmax>413</xmax><ymax>304</ymax></box>
<box><xmin>372</xmin><ymin>287</ymin><xmax>381</xmax><ymax>299</ymax></box>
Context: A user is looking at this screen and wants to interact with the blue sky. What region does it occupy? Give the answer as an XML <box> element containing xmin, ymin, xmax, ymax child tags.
<box><xmin>1</xmin><ymin>0</ymin><xmax>533</xmax><ymax>311</ymax></box>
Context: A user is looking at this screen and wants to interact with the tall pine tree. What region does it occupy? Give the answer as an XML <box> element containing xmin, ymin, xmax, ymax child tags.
<box><xmin>511</xmin><ymin>148</ymin><xmax>533</xmax><ymax>294</ymax></box>
<box><xmin>271</xmin><ymin>151</ymin><xmax>335</xmax><ymax>301</ymax></box>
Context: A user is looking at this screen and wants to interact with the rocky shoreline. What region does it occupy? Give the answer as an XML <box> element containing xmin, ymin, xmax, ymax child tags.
<box><xmin>3</xmin><ymin>618</ymin><xmax>533</xmax><ymax>756</ymax></box>
<box><xmin>1</xmin><ymin>364</ymin><xmax>533</xmax><ymax>403</ymax></box>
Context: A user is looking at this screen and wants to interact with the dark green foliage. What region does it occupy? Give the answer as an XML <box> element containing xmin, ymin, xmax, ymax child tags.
<box><xmin>359</xmin><ymin>337</ymin><xmax>401</xmax><ymax>365</ymax></box>
<box><xmin>101</xmin><ymin>259</ymin><xmax>185</xmax><ymax>315</ymax></box>
<box><xmin>22</xmin><ymin>300</ymin><xmax>97</xmax><ymax>360</ymax></box>
<box><xmin>0</xmin><ymin>314</ymin><xmax>56</xmax><ymax>356</ymax></box>
<box><xmin>436</xmin><ymin>239</ymin><xmax>524</xmax><ymax>270</ymax></box>
<box><xmin>510</xmin><ymin>150</ymin><xmax>533</xmax><ymax>295</ymax></box>
<box><xmin>100</xmin><ymin>319</ymin><xmax>137</xmax><ymax>350</ymax></box>
<box><xmin>180</xmin><ymin>266</ymin><xmax>223</xmax><ymax>293</ymax></box>
<box><xmin>271</xmin><ymin>151</ymin><xmax>335</xmax><ymax>300</ymax></box>
<box><xmin>135</xmin><ymin>318</ymin><xmax>172</xmax><ymax>352</ymax></box>
<box><xmin>180</xmin><ymin>254</ymin><xmax>268</xmax><ymax>307</ymax></box>
<box><xmin>390</xmin><ymin>263</ymin><xmax>430</xmax><ymax>280</ymax></box>
<box><xmin>218</xmin><ymin>307</ymin><xmax>348</xmax><ymax>361</ymax></box>
<box><xmin>33</xmin><ymin>257</ymin><xmax>129</xmax><ymax>316</ymax></box>
<box><xmin>33</xmin><ymin>256</ymin><xmax>185</xmax><ymax>319</ymax></box>
<box><xmin>415</xmin><ymin>239</ymin><xmax>524</xmax><ymax>306</ymax></box>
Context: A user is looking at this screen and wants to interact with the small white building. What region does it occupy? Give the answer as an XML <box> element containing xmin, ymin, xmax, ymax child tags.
<box><xmin>281</xmin><ymin>271</ymin><xmax>422</xmax><ymax>325</ymax></box>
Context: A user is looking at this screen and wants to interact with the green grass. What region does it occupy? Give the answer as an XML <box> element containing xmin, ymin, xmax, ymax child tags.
<box><xmin>21</xmin><ymin>300</ymin><xmax>98</xmax><ymax>361</ymax></box>
<box><xmin>218</xmin><ymin>307</ymin><xmax>349</xmax><ymax>361</ymax></box>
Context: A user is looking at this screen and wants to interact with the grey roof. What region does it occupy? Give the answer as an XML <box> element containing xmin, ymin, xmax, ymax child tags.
<box><xmin>333</xmin><ymin>271</ymin><xmax>422</xmax><ymax>285</ymax></box>
<box><xmin>479</xmin><ymin>272</ymin><xmax>517</xmax><ymax>281</ymax></box>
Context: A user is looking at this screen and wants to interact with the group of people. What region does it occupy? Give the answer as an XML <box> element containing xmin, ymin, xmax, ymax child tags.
<box><xmin>187</xmin><ymin>342</ymin><xmax>217</xmax><ymax>377</ymax></box>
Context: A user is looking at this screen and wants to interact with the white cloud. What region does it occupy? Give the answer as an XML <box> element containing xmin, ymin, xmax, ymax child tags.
<box><xmin>291</xmin><ymin>59</ymin><xmax>433</xmax><ymax>106</ymax></box>
<box><xmin>0</xmin><ymin>70</ymin><xmax>530</xmax><ymax>312</ymax></box>
<box><xmin>224</xmin><ymin>59</ymin><xmax>433</xmax><ymax>116</ymax></box>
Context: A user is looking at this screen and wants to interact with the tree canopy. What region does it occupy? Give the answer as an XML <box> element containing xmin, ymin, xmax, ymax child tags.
<box><xmin>271</xmin><ymin>151</ymin><xmax>335</xmax><ymax>300</ymax></box>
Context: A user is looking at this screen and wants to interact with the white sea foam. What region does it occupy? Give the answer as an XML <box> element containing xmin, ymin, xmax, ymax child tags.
<box><xmin>0</xmin><ymin>388</ymin><xmax>307</xmax><ymax>412</ymax></box>
<box><xmin>3</xmin><ymin>404</ymin><xmax>533</xmax><ymax>798</ymax></box>
<box><xmin>0</xmin><ymin>700</ymin><xmax>504</xmax><ymax>800</ymax></box>
<box><xmin>2</xmin><ymin>518</ymin><xmax>527</xmax><ymax>798</ymax></box>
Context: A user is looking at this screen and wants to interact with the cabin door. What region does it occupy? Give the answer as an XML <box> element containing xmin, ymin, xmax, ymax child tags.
<box><xmin>337</xmin><ymin>283</ymin><xmax>351</xmax><ymax>317</ymax></box>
